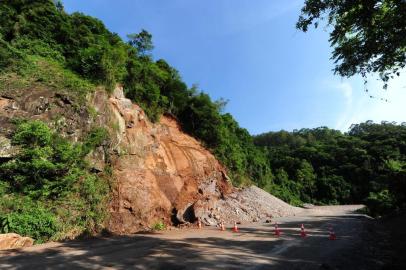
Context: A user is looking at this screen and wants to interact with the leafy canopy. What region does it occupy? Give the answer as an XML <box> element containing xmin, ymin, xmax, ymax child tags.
<box><xmin>297</xmin><ymin>0</ymin><xmax>406</xmax><ymax>86</ymax></box>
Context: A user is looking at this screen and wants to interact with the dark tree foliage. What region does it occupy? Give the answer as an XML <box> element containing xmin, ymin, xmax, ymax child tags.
<box><xmin>127</xmin><ymin>29</ymin><xmax>154</xmax><ymax>56</ymax></box>
<box><xmin>0</xmin><ymin>0</ymin><xmax>128</xmax><ymax>90</ymax></box>
<box><xmin>254</xmin><ymin>122</ymin><xmax>406</xmax><ymax>215</ymax></box>
<box><xmin>297</xmin><ymin>0</ymin><xmax>406</xmax><ymax>85</ymax></box>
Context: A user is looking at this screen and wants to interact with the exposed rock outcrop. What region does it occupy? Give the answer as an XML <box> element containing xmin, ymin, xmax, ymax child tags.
<box><xmin>91</xmin><ymin>87</ymin><xmax>232</xmax><ymax>233</ymax></box>
<box><xmin>0</xmin><ymin>86</ymin><xmax>233</xmax><ymax>234</ymax></box>
<box><xmin>0</xmin><ymin>233</ymin><xmax>34</xmax><ymax>250</ymax></box>
<box><xmin>0</xmin><ymin>85</ymin><xmax>300</xmax><ymax>236</ymax></box>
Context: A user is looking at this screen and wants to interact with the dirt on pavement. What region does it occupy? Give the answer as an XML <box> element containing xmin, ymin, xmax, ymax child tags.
<box><xmin>3</xmin><ymin>205</ymin><xmax>403</xmax><ymax>270</ymax></box>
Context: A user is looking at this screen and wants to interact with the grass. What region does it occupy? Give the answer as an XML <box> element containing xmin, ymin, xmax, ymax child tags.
<box><xmin>0</xmin><ymin>55</ymin><xmax>95</xmax><ymax>104</ymax></box>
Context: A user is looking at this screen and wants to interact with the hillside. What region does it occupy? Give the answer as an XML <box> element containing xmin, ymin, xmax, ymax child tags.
<box><xmin>0</xmin><ymin>80</ymin><xmax>302</xmax><ymax>242</ymax></box>
<box><xmin>0</xmin><ymin>0</ymin><xmax>405</xmax><ymax>245</ymax></box>
<box><xmin>1</xmin><ymin>81</ymin><xmax>230</xmax><ymax>230</ymax></box>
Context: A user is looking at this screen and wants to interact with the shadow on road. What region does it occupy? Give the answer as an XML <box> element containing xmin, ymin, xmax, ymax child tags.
<box><xmin>0</xmin><ymin>214</ymin><xmax>403</xmax><ymax>270</ymax></box>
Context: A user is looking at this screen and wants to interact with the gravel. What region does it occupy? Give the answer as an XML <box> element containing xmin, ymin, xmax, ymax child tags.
<box><xmin>200</xmin><ymin>186</ymin><xmax>303</xmax><ymax>225</ymax></box>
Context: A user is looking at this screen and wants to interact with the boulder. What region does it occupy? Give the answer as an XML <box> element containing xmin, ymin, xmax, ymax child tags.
<box><xmin>0</xmin><ymin>136</ymin><xmax>17</xmax><ymax>158</ymax></box>
<box><xmin>0</xmin><ymin>233</ymin><xmax>34</xmax><ymax>250</ymax></box>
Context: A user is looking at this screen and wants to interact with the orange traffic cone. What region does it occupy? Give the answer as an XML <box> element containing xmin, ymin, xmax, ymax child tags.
<box><xmin>300</xmin><ymin>224</ymin><xmax>307</xmax><ymax>238</ymax></box>
<box><xmin>197</xmin><ymin>218</ymin><xmax>202</xmax><ymax>229</ymax></box>
<box><xmin>232</xmin><ymin>222</ymin><xmax>239</xmax><ymax>233</ymax></box>
<box><xmin>274</xmin><ymin>223</ymin><xmax>281</xmax><ymax>237</ymax></box>
<box><xmin>329</xmin><ymin>227</ymin><xmax>336</xmax><ymax>240</ymax></box>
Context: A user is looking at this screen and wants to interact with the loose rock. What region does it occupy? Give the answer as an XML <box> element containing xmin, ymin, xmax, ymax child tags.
<box><xmin>0</xmin><ymin>233</ymin><xmax>34</xmax><ymax>250</ymax></box>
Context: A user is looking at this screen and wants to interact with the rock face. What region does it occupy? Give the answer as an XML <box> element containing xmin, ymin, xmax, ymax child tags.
<box><xmin>0</xmin><ymin>88</ymin><xmax>91</xmax><ymax>145</ymax></box>
<box><xmin>91</xmin><ymin>87</ymin><xmax>232</xmax><ymax>233</ymax></box>
<box><xmin>0</xmin><ymin>233</ymin><xmax>34</xmax><ymax>250</ymax></box>
<box><xmin>0</xmin><ymin>85</ymin><xmax>233</xmax><ymax>234</ymax></box>
<box><xmin>0</xmin><ymin>85</ymin><xmax>300</xmax><ymax>235</ymax></box>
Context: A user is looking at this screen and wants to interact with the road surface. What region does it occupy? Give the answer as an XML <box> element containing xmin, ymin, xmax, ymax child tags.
<box><xmin>0</xmin><ymin>205</ymin><xmax>378</xmax><ymax>270</ymax></box>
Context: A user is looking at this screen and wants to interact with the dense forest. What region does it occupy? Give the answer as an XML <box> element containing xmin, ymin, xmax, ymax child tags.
<box><xmin>0</xmin><ymin>0</ymin><xmax>270</xmax><ymax>188</ymax></box>
<box><xmin>0</xmin><ymin>0</ymin><xmax>405</xmax><ymax>242</ymax></box>
<box><xmin>254</xmin><ymin>122</ymin><xmax>406</xmax><ymax>215</ymax></box>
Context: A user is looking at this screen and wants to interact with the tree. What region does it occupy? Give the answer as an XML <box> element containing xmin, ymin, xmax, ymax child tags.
<box><xmin>297</xmin><ymin>0</ymin><xmax>406</xmax><ymax>86</ymax></box>
<box><xmin>54</xmin><ymin>0</ymin><xmax>64</xmax><ymax>12</ymax></box>
<box><xmin>127</xmin><ymin>29</ymin><xmax>154</xmax><ymax>56</ymax></box>
<box><xmin>296</xmin><ymin>160</ymin><xmax>316</xmax><ymax>201</ymax></box>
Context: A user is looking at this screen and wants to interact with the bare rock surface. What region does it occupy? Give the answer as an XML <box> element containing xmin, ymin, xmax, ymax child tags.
<box><xmin>92</xmin><ymin>87</ymin><xmax>232</xmax><ymax>233</ymax></box>
<box><xmin>0</xmin><ymin>234</ymin><xmax>33</xmax><ymax>250</ymax></box>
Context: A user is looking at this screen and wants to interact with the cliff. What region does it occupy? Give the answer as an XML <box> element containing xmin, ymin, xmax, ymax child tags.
<box><xmin>0</xmin><ymin>85</ymin><xmax>232</xmax><ymax>233</ymax></box>
<box><xmin>93</xmin><ymin>87</ymin><xmax>232</xmax><ymax>233</ymax></box>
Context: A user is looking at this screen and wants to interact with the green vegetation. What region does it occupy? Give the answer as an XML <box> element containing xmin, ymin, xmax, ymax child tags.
<box><xmin>152</xmin><ymin>221</ymin><xmax>166</xmax><ymax>231</ymax></box>
<box><xmin>0</xmin><ymin>0</ymin><xmax>270</xmax><ymax>188</ymax></box>
<box><xmin>297</xmin><ymin>0</ymin><xmax>406</xmax><ymax>87</ymax></box>
<box><xmin>0</xmin><ymin>1</ymin><xmax>404</xmax><ymax>247</ymax></box>
<box><xmin>0</xmin><ymin>121</ymin><xmax>109</xmax><ymax>243</ymax></box>
<box><xmin>254</xmin><ymin>121</ymin><xmax>406</xmax><ymax>216</ymax></box>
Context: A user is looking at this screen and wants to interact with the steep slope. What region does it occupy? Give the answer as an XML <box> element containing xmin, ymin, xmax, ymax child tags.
<box><xmin>0</xmin><ymin>84</ymin><xmax>302</xmax><ymax>236</ymax></box>
<box><xmin>0</xmin><ymin>85</ymin><xmax>233</xmax><ymax>233</ymax></box>
<box><xmin>93</xmin><ymin>87</ymin><xmax>232</xmax><ymax>233</ymax></box>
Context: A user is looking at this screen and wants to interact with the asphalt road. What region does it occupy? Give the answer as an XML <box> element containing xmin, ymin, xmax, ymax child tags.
<box><xmin>0</xmin><ymin>205</ymin><xmax>373</xmax><ymax>270</ymax></box>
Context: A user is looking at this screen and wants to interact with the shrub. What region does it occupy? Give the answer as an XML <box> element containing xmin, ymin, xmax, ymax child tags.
<box><xmin>0</xmin><ymin>120</ymin><xmax>109</xmax><ymax>242</ymax></box>
<box><xmin>152</xmin><ymin>221</ymin><xmax>166</xmax><ymax>231</ymax></box>
<box><xmin>82</xmin><ymin>127</ymin><xmax>108</xmax><ymax>155</ymax></box>
<box><xmin>0</xmin><ymin>204</ymin><xmax>59</xmax><ymax>244</ymax></box>
<box><xmin>365</xmin><ymin>190</ymin><xmax>396</xmax><ymax>217</ymax></box>
<box><xmin>11</xmin><ymin>38</ymin><xmax>65</xmax><ymax>63</ymax></box>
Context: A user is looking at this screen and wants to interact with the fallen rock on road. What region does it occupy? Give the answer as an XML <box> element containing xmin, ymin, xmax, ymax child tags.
<box><xmin>0</xmin><ymin>233</ymin><xmax>33</xmax><ymax>251</ymax></box>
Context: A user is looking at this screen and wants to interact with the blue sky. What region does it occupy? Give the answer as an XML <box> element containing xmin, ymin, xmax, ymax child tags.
<box><xmin>63</xmin><ymin>0</ymin><xmax>406</xmax><ymax>135</ymax></box>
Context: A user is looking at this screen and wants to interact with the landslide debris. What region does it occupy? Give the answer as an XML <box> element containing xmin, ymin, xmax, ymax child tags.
<box><xmin>195</xmin><ymin>186</ymin><xmax>302</xmax><ymax>225</ymax></box>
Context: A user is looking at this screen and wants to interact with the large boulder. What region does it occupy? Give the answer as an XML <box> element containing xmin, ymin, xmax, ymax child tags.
<box><xmin>0</xmin><ymin>233</ymin><xmax>34</xmax><ymax>250</ymax></box>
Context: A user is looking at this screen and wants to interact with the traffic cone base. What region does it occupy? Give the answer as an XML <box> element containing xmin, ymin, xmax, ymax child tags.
<box><xmin>329</xmin><ymin>232</ymin><xmax>336</xmax><ymax>240</ymax></box>
<box><xmin>300</xmin><ymin>224</ymin><xmax>307</xmax><ymax>237</ymax></box>
<box><xmin>328</xmin><ymin>226</ymin><xmax>336</xmax><ymax>240</ymax></box>
<box><xmin>274</xmin><ymin>223</ymin><xmax>281</xmax><ymax>237</ymax></box>
<box><xmin>232</xmin><ymin>222</ymin><xmax>239</xmax><ymax>233</ymax></box>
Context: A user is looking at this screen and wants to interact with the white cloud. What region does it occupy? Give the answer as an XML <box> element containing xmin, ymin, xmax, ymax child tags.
<box><xmin>333</xmin><ymin>73</ymin><xmax>406</xmax><ymax>131</ymax></box>
<box><xmin>333</xmin><ymin>81</ymin><xmax>354</xmax><ymax>130</ymax></box>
